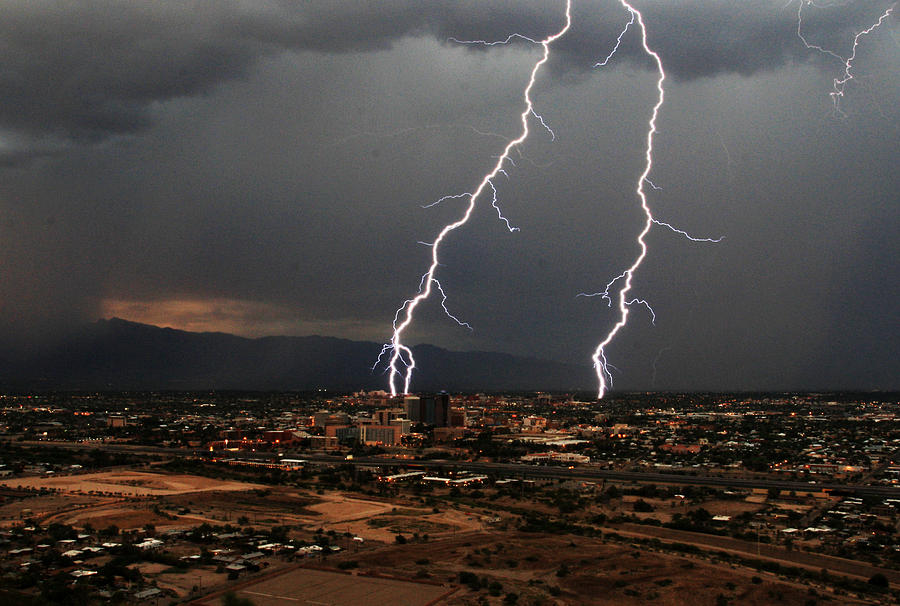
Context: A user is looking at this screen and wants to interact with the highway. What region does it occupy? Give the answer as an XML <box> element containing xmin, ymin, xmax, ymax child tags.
<box><xmin>300</xmin><ymin>454</ymin><xmax>900</xmax><ymax>497</ymax></box>
<box><xmin>7</xmin><ymin>439</ymin><xmax>899</xmax><ymax>498</ymax></box>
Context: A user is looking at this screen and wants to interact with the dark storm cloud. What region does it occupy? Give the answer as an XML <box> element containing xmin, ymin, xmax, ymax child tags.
<box><xmin>0</xmin><ymin>1</ymin><xmax>263</xmax><ymax>142</ymax></box>
<box><xmin>0</xmin><ymin>0</ymin><xmax>556</xmax><ymax>146</ymax></box>
<box><xmin>554</xmin><ymin>1</ymin><xmax>895</xmax><ymax>81</ymax></box>
<box><xmin>1</xmin><ymin>0</ymin><xmax>891</xmax><ymax>153</ymax></box>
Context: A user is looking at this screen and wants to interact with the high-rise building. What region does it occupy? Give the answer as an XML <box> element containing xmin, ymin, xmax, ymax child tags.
<box><xmin>403</xmin><ymin>393</ymin><xmax>450</xmax><ymax>426</ymax></box>
<box><xmin>375</xmin><ymin>407</ymin><xmax>404</xmax><ymax>426</ymax></box>
<box><xmin>448</xmin><ymin>407</ymin><xmax>466</xmax><ymax>427</ymax></box>
<box><xmin>422</xmin><ymin>392</ymin><xmax>449</xmax><ymax>426</ymax></box>
<box><xmin>404</xmin><ymin>396</ymin><xmax>423</xmax><ymax>422</ymax></box>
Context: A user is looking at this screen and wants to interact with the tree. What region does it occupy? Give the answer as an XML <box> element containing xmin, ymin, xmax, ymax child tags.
<box><xmin>222</xmin><ymin>591</ymin><xmax>256</xmax><ymax>606</ymax></box>
<box><xmin>99</xmin><ymin>524</ymin><xmax>119</xmax><ymax>538</ymax></box>
<box><xmin>41</xmin><ymin>573</ymin><xmax>91</xmax><ymax>606</ymax></box>
<box><xmin>47</xmin><ymin>522</ymin><xmax>77</xmax><ymax>542</ymax></box>
<box><xmin>633</xmin><ymin>499</ymin><xmax>654</xmax><ymax>513</ymax></box>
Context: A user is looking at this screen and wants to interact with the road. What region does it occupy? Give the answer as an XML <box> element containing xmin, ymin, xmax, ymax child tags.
<box><xmin>7</xmin><ymin>439</ymin><xmax>898</xmax><ymax>498</ymax></box>
<box><xmin>303</xmin><ymin>454</ymin><xmax>900</xmax><ymax>498</ymax></box>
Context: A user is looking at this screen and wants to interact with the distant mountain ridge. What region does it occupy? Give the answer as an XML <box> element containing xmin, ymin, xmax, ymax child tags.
<box><xmin>0</xmin><ymin>318</ymin><xmax>595</xmax><ymax>392</ymax></box>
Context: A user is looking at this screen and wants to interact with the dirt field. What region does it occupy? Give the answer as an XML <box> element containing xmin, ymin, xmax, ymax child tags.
<box><xmin>195</xmin><ymin>566</ymin><xmax>454</xmax><ymax>606</ymax></box>
<box><xmin>0</xmin><ymin>471</ymin><xmax>264</xmax><ymax>497</ymax></box>
<box><xmin>613</xmin><ymin>521</ymin><xmax>900</xmax><ymax>584</ymax></box>
<box><xmin>155</xmin><ymin>566</ymin><xmax>223</xmax><ymax>599</ymax></box>
<box><xmin>1</xmin><ymin>479</ymin><xmax>490</xmax><ymax>542</ymax></box>
<box><xmin>302</xmin><ymin>495</ymin><xmax>485</xmax><ymax>542</ymax></box>
<box><xmin>48</xmin><ymin>503</ymin><xmax>172</xmax><ymax>531</ymax></box>
<box><xmin>336</xmin><ymin>531</ymin><xmax>873</xmax><ymax>606</ymax></box>
<box><xmin>1</xmin><ymin>471</ymin><xmax>887</xmax><ymax>605</ymax></box>
<box><xmin>0</xmin><ymin>492</ymin><xmax>103</xmax><ymax>526</ymax></box>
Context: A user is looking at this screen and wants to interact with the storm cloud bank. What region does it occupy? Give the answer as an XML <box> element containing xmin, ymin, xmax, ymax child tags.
<box><xmin>1</xmin><ymin>1</ymin><xmax>887</xmax><ymax>149</ymax></box>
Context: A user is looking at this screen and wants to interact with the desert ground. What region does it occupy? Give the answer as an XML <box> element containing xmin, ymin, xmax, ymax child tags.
<box><xmin>194</xmin><ymin>566</ymin><xmax>455</xmax><ymax>606</ymax></box>
<box><xmin>1</xmin><ymin>470</ymin><xmax>264</xmax><ymax>497</ymax></box>
<box><xmin>2</xmin><ymin>470</ymin><xmax>891</xmax><ymax>605</ymax></box>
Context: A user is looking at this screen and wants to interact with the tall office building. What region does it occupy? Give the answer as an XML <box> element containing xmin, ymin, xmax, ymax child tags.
<box><xmin>404</xmin><ymin>393</ymin><xmax>450</xmax><ymax>426</ymax></box>
<box><xmin>423</xmin><ymin>392</ymin><xmax>449</xmax><ymax>427</ymax></box>
<box><xmin>404</xmin><ymin>396</ymin><xmax>423</xmax><ymax>422</ymax></box>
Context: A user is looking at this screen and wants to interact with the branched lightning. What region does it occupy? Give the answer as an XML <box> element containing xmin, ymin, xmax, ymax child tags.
<box><xmin>588</xmin><ymin>1</ymin><xmax>666</xmax><ymax>399</ymax></box>
<box><xmin>487</xmin><ymin>180</ymin><xmax>520</xmax><ymax>232</ymax></box>
<box><xmin>797</xmin><ymin>0</ymin><xmax>896</xmax><ymax>116</ymax></box>
<box><xmin>651</xmin><ymin>219</ymin><xmax>724</xmax><ymax>243</ymax></box>
<box><xmin>375</xmin><ymin>0</ymin><xmax>889</xmax><ymax>400</ymax></box>
<box><xmin>435</xmin><ymin>279</ymin><xmax>474</xmax><ymax>331</ymax></box>
<box><xmin>421</xmin><ymin>192</ymin><xmax>471</xmax><ymax>209</ymax></box>
<box><xmin>531</xmin><ymin>109</ymin><xmax>557</xmax><ymax>141</ymax></box>
<box><xmin>582</xmin><ymin>1</ymin><xmax>725</xmax><ymax>398</ymax></box>
<box><xmin>626</xmin><ymin>298</ymin><xmax>657</xmax><ymax>325</ymax></box>
<box><xmin>595</xmin><ymin>9</ymin><xmax>635</xmax><ymax>67</ymax></box>
<box><xmin>380</xmin><ymin>1</ymin><xmax>573</xmax><ymax>396</ymax></box>
<box><xmin>449</xmin><ymin>33</ymin><xmax>539</xmax><ymax>46</ymax></box>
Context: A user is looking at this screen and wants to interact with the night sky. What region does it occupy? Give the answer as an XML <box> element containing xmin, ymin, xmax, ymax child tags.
<box><xmin>0</xmin><ymin>1</ymin><xmax>897</xmax><ymax>392</ymax></box>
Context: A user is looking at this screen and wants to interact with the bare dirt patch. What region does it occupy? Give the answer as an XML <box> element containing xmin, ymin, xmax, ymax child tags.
<box><xmin>0</xmin><ymin>471</ymin><xmax>264</xmax><ymax>497</ymax></box>
<box><xmin>155</xmin><ymin>566</ymin><xmax>221</xmax><ymax>599</ymax></box>
<box><xmin>60</xmin><ymin>505</ymin><xmax>171</xmax><ymax>531</ymax></box>
<box><xmin>0</xmin><ymin>493</ymin><xmax>102</xmax><ymax>526</ymax></box>
<box><xmin>195</xmin><ymin>566</ymin><xmax>454</xmax><ymax>606</ymax></box>
<box><xmin>694</xmin><ymin>499</ymin><xmax>767</xmax><ymax>517</ymax></box>
<box><xmin>305</xmin><ymin>494</ymin><xmax>397</xmax><ymax>522</ymax></box>
<box><xmin>338</xmin><ymin>531</ymin><xmax>871</xmax><ymax>606</ymax></box>
<box><xmin>298</xmin><ymin>494</ymin><xmax>487</xmax><ymax>542</ymax></box>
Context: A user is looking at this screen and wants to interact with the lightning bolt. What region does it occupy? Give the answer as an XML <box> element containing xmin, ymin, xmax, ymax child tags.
<box><xmin>589</xmin><ymin>1</ymin><xmax>668</xmax><ymax>399</ymax></box>
<box><xmin>587</xmin><ymin>0</ymin><xmax>890</xmax><ymax>398</ymax></box>
<box><xmin>583</xmin><ymin>1</ymin><xmax>727</xmax><ymax>399</ymax></box>
<box><xmin>380</xmin><ymin>1</ymin><xmax>573</xmax><ymax>396</ymax></box>
<box><xmin>375</xmin><ymin>0</ymin><xmax>889</xmax><ymax>400</ymax></box>
<box><xmin>797</xmin><ymin>0</ymin><xmax>896</xmax><ymax>117</ymax></box>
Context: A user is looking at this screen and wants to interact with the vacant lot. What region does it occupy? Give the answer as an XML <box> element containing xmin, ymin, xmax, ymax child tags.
<box><xmin>337</xmin><ymin>531</ymin><xmax>873</xmax><ymax>606</ymax></box>
<box><xmin>0</xmin><ymin>492</ymin><xmax>103</xmax><ymax>526</ymax></box>
<box><xmin>296</xmin><ymin>493</ymin><xmax>484</xmax><ymax>542</ymax></box>
<box><xmin>196</xmin><ymin>566</ymin><xmax>454</xmax><ymax>606</ymax></box>
<box><xmin>0</xmin><ymin>471</ymin><xmax>263</xmax><ymax>497</ymax></box>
